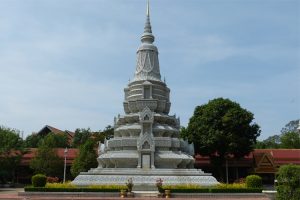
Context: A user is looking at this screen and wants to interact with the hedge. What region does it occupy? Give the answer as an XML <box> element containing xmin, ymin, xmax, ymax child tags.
<box><xmin>24</xmin><ymin>187</ymin><xmax>121</xmax><ymax>192</ymax></box>
<box><xmin>24</xmin><ymin>186</ymin><xmax>262</xmax><ymax>193</ymax></box>
<box><xmin>163</xmin><ymin>188</ymin><xmax>210</xmax><ymax>193</ymax></box>
<box><xmin>209</xmin><ymin>188</ymin><xmax>262</xmax><ymax>193</ymax></box>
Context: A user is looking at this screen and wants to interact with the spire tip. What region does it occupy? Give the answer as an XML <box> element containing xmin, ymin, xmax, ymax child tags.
<box><xmin>146</xmin><ymin>0</ymin><xmax>150</xmax><ymax>17</ymax></box>
<box><xmin>141</xmin><ymin>0</ymin><xmax>154</xmax><ymax>43</ymax></box>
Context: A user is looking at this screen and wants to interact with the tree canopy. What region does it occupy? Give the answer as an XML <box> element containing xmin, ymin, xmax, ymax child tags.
<box><xmin>24</xmin><ymin>133</ymin><xmax>43</xmax><ymax>148</ymax></box>
<box><xmin>92</xmin><ymin>125</ymin><xmax>114</xmax><ymax>144</ymax></box>
<box><xmin>255</xmin><ymin>135</ymin><xmax>281</xmax><ymax>149</ymax></box>
<box><xmin>47</xmin><ymin>132</ymin><xmax>69</xmax><ymax>148</ymax></box>
<box><xmin>185</xmin><ymin>98</ymin><xmax>261</xmax><ymax>180</ymax></box>
<box><xmin>281</xmin><ymin>119</ymin><xmax>299</xmax><ymax>134</ymax></box>
<box><xmin>280</xmin><ymin>131</ymin><xmax>300</xmax><ymax>149</ymax></box>
<box><xmin>255</xmin><ymin>119</ymin><xmax>300</xmax><ymax>149</ymax></box>
<box><xmin>72</xmin><ymin>126</ymin><xmax>114</xmax><ymax>147</ymax></box>
<box><xmin>72</xmin><ymin>128</ymin><xmax>92</xmax><ymax>147</ymax></box>
<box><xmin>30</xmin><ymin>134</ymin><xmax>63</xmax><ymax>178</ymax></box>
<box><xmin>25</xmin><ymin>132</ymin><xmax>69</xmax><ymax>148</ymax></box>
<box><xmin>71</xmin><ymin>139</ymin><xmax>98</xmax><ymax>177</ymax></box>
<box><xmin>0</xmin><ymin>126</ymin><xmax>24</xmax><ymax>183</ymax></box>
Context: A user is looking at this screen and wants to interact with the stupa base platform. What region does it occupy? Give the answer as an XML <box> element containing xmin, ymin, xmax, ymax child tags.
<box><xmin>72</xmin><ymin>168</ymin><xmax>219</xmax><ymax>188</ymax></box>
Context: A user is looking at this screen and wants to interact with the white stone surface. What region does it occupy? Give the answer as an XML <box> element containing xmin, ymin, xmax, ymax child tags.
<box><xmin>72</xmin><ymin>2</ymin><xmax>219</xmax><ymax>187</ymax></box>
<box><xmin>73</xmin><ymin>168</ymin><xmax>218</xmax><ymax>186</ymax></box>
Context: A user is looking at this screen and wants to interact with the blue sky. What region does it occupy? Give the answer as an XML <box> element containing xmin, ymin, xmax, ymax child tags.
<box><xmin>0</xmin><ymin>0</ymin><xmax>299</xmax><ymax>139</ymax></box>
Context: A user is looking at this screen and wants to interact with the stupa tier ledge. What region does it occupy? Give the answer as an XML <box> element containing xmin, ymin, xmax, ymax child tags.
<box><xmin>72</xmin><ymin>1</ymin><xmax>219</xmax><ymax>187</ymax></box>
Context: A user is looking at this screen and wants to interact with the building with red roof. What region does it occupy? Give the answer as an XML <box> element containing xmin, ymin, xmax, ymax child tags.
<box><xmin>16</xmin><ymin>148</ymin><xmax>79</xmax><ymax>183</ymax></box>
<box><xmin>195</xmin><ymin>149</ymin><xmax>300</xmax><ymax>183</ymax></box>
<box><xmin>14</xmin><ymin>148</ymin><xmax>299</xmax><ymax>184</ymax></box>
<box><xmin>36</xmin><ymin>125</ymin><xmax>75</xmax><ymax>145</ymax></box>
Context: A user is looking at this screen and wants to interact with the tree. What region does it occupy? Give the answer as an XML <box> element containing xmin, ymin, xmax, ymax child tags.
<box><xmin>71</xmin><ymin>139</ymin><xmax>98</xmax><ymax>177</ymax></box>
<box><xmin>25</xmin><ymin>132</ymin><xmax>69</xmax><ymax>148</ymax></box>
<box><xmin>102</xmin><ymin>125</ymin><xmax>114</xmax><ymax>140</ymax></box>
<box><xmin>276</xmin><ymin>164</ymin><xmax>300</xmax><ymax>200</ymax></box>
<box><xmin>255</xmin><ymin>135</ymin><xmax>281</xmax><ymax>149</ymax></box>
<box><xmin>185</xmin><ymin>98</ymin><xmax>261</xmax><ymax>180</ymax></box>
<box><xmin>256</xmin><ymin>119</ymin><xmax>300</xmax><ymax>149</ymax></box>
<box><xmin>47</xmin><ymin>132</ymin><xmax>69</xmax><ymax>148</ymax></box>
<box><xmin>179</xmin><ymin>126</ymin><xmax>189</xmax><ymax>139</ymax></box>
<box><xmin>30</xmin><ymin>134</ymin><xmax>63</xmax><ymax>178</ymax></box>
<box><xmin>92</xmin><ymin>125</ymin><xmax>114</xmax><ymax>144</ymax></box>
<box><xmin>25</xmin><ymin>133</ymin><xmax>43</xmax><ymax>148</ymax></box>
<box><xmin>280</xmin><ymin>131</ymin><xmax>300</xmax><ymax>149</ymax></box>
<box><xmin>281</xmin><ymin>119</ymin><xmax>299</xmax><ymax>134</ymax></box>
<box><xmin>72</xmin><ymin>128</ymin><xmax>92</xmax><ymax>147</ymax></box>
<box><xmin>0</xmin><ymin>126</ymin><xmax>24</xmax><ymax>184</ymax></box>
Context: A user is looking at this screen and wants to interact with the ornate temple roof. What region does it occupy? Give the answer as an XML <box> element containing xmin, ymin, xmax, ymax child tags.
<box><xmin>133</xmin><ymin>0</ymin><xmax>161</xmax><ymax>82</ymax></box>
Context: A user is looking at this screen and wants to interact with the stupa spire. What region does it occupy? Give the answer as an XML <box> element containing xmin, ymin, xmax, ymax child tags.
<box><xmin>141</xmin><ymin>0</ymin><xmax>154</xmax><ymax>43</ymax></box>
<box><xmin>146</xmin><ymin>0</ymin><xmax>150</xmax><ymax>17</ymax></box>
<box><xmin>72</xmin><ymin>0</ymin><xmax>219</xmax><ymax>188</ymax></box>
<box><xmin>133</xmin><ymin>0</ymin><xmax>161</xmax><ymax>82</ymax></box>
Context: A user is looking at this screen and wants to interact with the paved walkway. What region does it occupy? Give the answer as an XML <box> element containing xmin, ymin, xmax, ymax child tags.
<box><xmin>0</xmin><ymin>195</ymin><xmax>271</xmax><ymax>200</ymax></box>
<box><xmin>0</xmin><ymin>189</ymin><xmax>271</xmax><ymax>200</ymax></box>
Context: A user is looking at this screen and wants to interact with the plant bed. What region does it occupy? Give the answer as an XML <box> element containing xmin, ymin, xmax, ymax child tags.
<box><xmin>162</xmin><ymin>183</ymin><xmax>262</xmax><ymax>194</ymax></box>
<box><xmin>209</xmin><ymin>188</ymin><xmax>262</xmax><ymax>193</ymax></box>
<box><xmin>24</xmin><ymin>186</ymin><xmax>123</xmax><ymax>192</ymax></box>
<box><xmin>163</xmin><ymin>188</ymin><xmax>210</xmax><ymax>193</ymax></box>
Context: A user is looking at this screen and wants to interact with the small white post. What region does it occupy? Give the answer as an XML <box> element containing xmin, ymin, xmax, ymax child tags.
<box><xmin>63</xmin><ymin>147</ymin><xmax>68</xmax><ymax>183</ymax></box>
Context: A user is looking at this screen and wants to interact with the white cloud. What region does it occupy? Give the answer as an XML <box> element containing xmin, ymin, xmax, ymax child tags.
<box><xmin>0</xmin><ymin>0</ymin><xmax>299</xmax><ymax>140</ymax></box>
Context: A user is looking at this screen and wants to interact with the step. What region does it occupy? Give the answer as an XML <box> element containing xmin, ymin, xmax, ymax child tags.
<box><xmin>133</xmin><ymin>191</ymin><xmax>158</xmax><ymax>197</ymax></box>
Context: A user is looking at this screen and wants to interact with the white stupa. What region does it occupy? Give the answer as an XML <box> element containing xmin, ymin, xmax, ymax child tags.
<box><xmin>72</xmin><ymin>1</ymin><xmax>218</xmax><ymax>188</ymax></box>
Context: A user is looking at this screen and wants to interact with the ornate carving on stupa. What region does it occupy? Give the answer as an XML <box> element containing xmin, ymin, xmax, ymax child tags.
<box><xmin>72</xmin><ymin>1</ymin><xmax>219</xmax><ymax>187</ymax></box>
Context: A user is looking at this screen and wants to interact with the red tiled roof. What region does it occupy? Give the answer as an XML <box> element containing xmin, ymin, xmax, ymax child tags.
<box><xmin>45</xmin><ymin>125</ymin><xmax>64</xmax><ymax>134</ymax></box>
<box><xmin>65</xmin><ymin>130</ymin><xmax>75</xmax><ymax>138</ymax></box>
<box><xmin>253</xmin><ymin>149</ymin><xmax>300</xmax><ymax>164</ymax></box>
<box><xmin>37</xmin><ymin>125</ymin><xmax>74</xmax><ymax>137</ymax></box>
<box><xmin>19</xmin><ymin>148</ymin><xmax>300</xmax><ymax>168</ymax></box>
<box><xmin>36</xmin><ymin>125</ymin><xmax>75</xmax><ymax>145</ymax></box>
<box><xmin>195</xmin><ymin>149</ymin><xmax>300</xmax><ymax>166</ymax></box>
<box><xmin>20</xmin><ymin>148</ymin><xmax>78</xmax><ymax>166</ymax></box>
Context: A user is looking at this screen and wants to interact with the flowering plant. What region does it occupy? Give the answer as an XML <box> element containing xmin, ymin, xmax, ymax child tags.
<box><xmin>126</xmin><ymin>178</ymin><xmax>134</xmax><ymax>192</ymax></box>
<box><xmin>156</xmin><ymin>178</ymin><xmax>164</xmax><ymax>193</ymax></box>
<box><xmin>46</xmin><ymin>176</ymin><xmax>59</xmax><ymax>183</ymax></box>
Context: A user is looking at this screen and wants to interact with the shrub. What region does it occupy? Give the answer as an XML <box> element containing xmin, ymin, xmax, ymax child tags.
<box><xmin>167</xmin><ymin>188</ymin><xmax>209</xmax><ymax>193</ymax></box>
<box><xmin>163</xmin><ymin>184</ymin><xmax>203</xmax><ymax>190</ymax></box>
<box><xmin>24</xmin><ymin>186</ymin><xmax>126</xmax><ymax>192</ymax></box>
<box><xmin>163</xmin><ymin>184</ymin><xmax>208</xmax><ymax>193</ymax></box>
<box><xmin>210</xmin><ymin>188</ymin><xmax>262</xmax><ymax>193</ymax></box>
<box><xmin>216</xmin><ymin>183</ymin><xmax>246</xmax><ymax>189</ymax></box>
<box><xmin>46</xmin><ymin>176</ymin><xmax>59</xmax><ymax>183</ymax></box>
<box><xmin>246</xmin><ymin>175</ymin><xmax>262</xmax><ymax>188</ymax></box>
<box><xmin>234</xmin><ymin>178</ymin><xmax>245</xmax><ymax>184</ymax></box>
<box><xmin>31</xmin><ymin>174</ymin><xmax>47</xmax><ymax>187</ymax></box>
<box><xmin>276</xmin><ymin>164</ymin><xmax>300</xmax><ymax>200</ymax></box>
<box><xmin>126</xmin><ymin>178</ymin><xmax>134</xmax><ymax>192</ymax></box>
<box><xmin>156</xmin><ymin>178</ymin><xmax>164</xmax><ymax>193</ymax></box>
<box><xmin>46</xmin><ymin>182</ymin><xmax>76</xmax><ymax>188</ymax></box>
<box><xmin>23</xmin><ymin>184</ymin><xmax>262</xmax><ymax>193</ymax></box>
<box><xmin>87</xmin><ymin>185</ymin><xmax>126</xmax><ymax>190</ymax></box>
